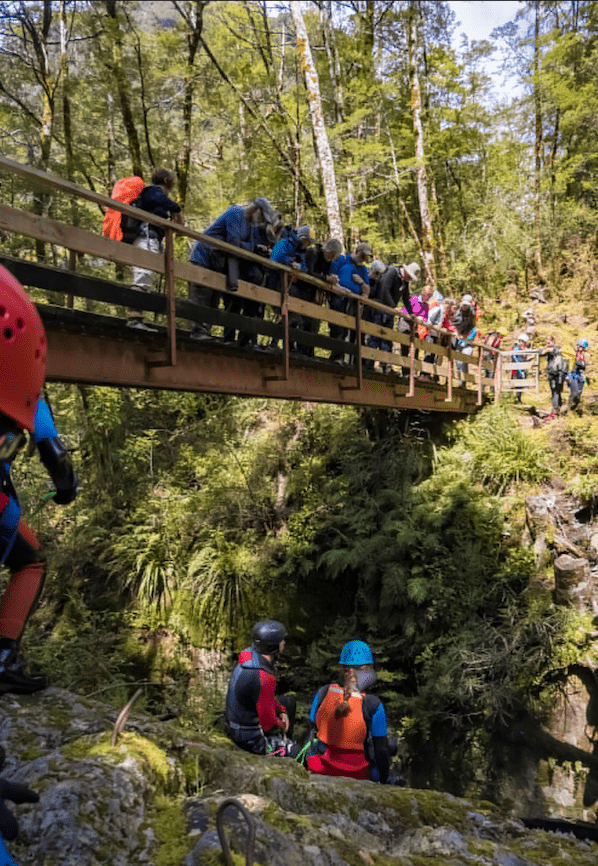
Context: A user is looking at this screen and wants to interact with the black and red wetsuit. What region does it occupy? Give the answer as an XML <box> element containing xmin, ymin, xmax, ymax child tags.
<box><xmin>225</xmin><ymin>647</ymin><xmax>294</xmax><ymax>754</ymax></box>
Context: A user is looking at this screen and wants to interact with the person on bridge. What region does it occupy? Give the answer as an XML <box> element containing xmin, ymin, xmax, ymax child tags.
<box><xmin>363</xmin><ymin>260</ymin><xmax>394</xmax><ymax>372</ymax></box>
<box><xmin>0</xmin><ymin>267</ymin><xmax>78</xmax><ymax>693</ymax></box>
<box><xmin>128</xmin><ymin>167</ymin><xmax>184</xmax><ymax>332</ymax></box>
<box><xmin>306</xmin><ymin>640</ymin><xmax>391</xmax><ymax>783</ymax></box>
<box><xmin>451</xmin><ymin>294</ymin><xmax>479</xmax><ymax>383</ymax></box>
<box><xmin>188</xmin><ymin>198</ymin><xmax>282</xmax><ymax>343</ymax></box>
<box><xmin>398</xmin><ymin>273</ymin><xmax>430</xmax><ymax>374</ymax></box>
<box><xmin>510</xmin><ymin>332</ymin><xmax>530</xmax><ymax>403</ymax></box>
<box><xmin>266</xmin><ymin>225</ymin><xmax>315</xmax><ymax>352</ymax></box>
<box><xmin>330</xmin><ymin>242</ymin><xmax>372</xmax><ymax>364</ymax></box>
<box><xmin>425</xmin><ymin>296</ymin><xmax>456</xmax><ymax>369</ymax></box>
<box><xmin>225</xmin><ymin>619</ymin><xmax>297</xmax><ymax>756</ymax></box>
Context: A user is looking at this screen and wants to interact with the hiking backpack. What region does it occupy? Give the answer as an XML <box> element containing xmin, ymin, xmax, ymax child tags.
<box><xmin>102</xmin><ymin>176</ymin><xmax>145</xmax><ymax>243</ymax></box>
<box><xmin>547</xmin><ymin>347</ymin><xmax>568</xmax><ymax>382</ymax></box>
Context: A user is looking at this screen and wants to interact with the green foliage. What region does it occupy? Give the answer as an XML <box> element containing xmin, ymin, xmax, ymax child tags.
<box><xmin>441</xmin><ymin>404</ymin><xmax>553</xmax><ymax>493</ymax></box>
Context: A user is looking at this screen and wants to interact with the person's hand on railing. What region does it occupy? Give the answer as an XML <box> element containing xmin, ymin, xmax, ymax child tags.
<box><xmin>291</xmin><ymin>261</ymin><xmax>302</xmax><ymax>270</ymax></box>
<box><xmin>326</xmin><ymin>274</ymin><xmax>339</xmax><ymax>285</ymax></box>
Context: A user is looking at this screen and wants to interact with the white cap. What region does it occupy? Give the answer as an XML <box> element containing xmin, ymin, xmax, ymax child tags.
<box><xmin>518</xmin><ymin>332</ymin><xmax>529</xmax><ymax>343</ymax></box>
<box><xmin>403</xmin><ymin>261</ymin><xmax>421</xmax><ymax>281</ymax></box>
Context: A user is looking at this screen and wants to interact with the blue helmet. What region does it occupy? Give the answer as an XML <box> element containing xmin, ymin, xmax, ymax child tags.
<box><xmin>339</xmin><ymin>640</ymin><xmax>373</xmax><ymax>666</ymax></box>
<box><xmin>578</xmin><ymin>339</ymin><xmax>589</xmax><ymax>348</ymax></box>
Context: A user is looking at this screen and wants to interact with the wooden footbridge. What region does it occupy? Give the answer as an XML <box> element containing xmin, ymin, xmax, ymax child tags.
<box><xmin>0</xmin><ymin>157</ymin><xmax>506</xmax><ymax>413</ymax></box>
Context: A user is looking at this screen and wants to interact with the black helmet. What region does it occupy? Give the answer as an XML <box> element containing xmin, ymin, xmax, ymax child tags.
<box><xmin>576</xmin><ymin>359</ymin><xmax>586</xmax><ymax>370</ymax></box>
<box><xmin>252</xmin><ymin>620</ymin><xmax>287</xmax><ymax>655</ymax></box>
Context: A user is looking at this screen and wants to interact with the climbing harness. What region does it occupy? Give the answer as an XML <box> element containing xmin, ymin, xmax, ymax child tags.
<box><xmin>216</xmin><ymin>798</ymin><xmax>256</xmax><ymax>866</ymax></box>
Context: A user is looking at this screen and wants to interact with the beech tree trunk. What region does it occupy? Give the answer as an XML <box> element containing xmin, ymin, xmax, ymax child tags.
<box><xmin>173</xmin><ymin>0</ymin><xmax>208</xmax><ymax>211</ymax></box>
<box><xmin>291</xmin><ymin>3</ymin><xmax>343</xmax><ymax>240</ymax></box>
<box><xmin>407</xmin><ymin>2</ymin><xmax>435</xmax><ymax>285</ymax></box>
<box><xmin>533</xmin><ymin>1</ymin><xmax>544</xmax><ymax>275</ymax></box>
<box><xmin>104</xmin><ymin>0</ymin><xmax>143</xmax><ymax>177</ymax></box>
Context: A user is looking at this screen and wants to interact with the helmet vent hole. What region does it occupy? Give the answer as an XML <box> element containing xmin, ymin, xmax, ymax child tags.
<box><xmin>35</xmin><ymin>349</ymin><xmax>40</xmax><ymax>359</ymax></box>
<box><xmin>0</xmin><ymin>307</ymin><xmax>5</xmax><ymax>317</ymax></box>
<box><xmin>15</xmin><ymin>318</ymin><xmax>24</xmax><ymax>330</ymax></box>
<box><xmin>3</xmin><ymin>328</ymin><xmax>13</xmax><ymax>341</ymax></box>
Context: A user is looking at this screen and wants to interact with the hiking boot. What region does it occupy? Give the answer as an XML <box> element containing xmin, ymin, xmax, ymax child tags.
<box><xmin>189</xmin><ymin>327</ymin><xmax>212</xmax><ymax>341</ymax></box>
<box><xmin>0</xmin><ymin>643</ymin><xmax>46</xmax><ymax>694</ymax></box>
<box><xmin>127</xmin><ymin>317</ymin><xmax>158</xmax><ymax>332</ymax></box>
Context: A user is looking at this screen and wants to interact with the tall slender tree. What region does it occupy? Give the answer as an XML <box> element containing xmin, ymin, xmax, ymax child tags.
<box><xmin>291</xmin><ymin>2</ymin><xmax>343</xmax><ymax>239</ymax></box>
<box><xmin>407</xmin><ymin>1</ymin><xmax>436</xmax><ymax>283</ymax></box>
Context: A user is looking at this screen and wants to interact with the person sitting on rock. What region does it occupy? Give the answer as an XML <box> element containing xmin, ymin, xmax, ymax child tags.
<box><xmin>306</xmin><ymin>640</ymin><xmax>390</xmax><ymax>783</ymax></box>
<box><xmin>224</xmin><ymin>619</ymin><xmax>296</xmax><ymax>756</ymax></box>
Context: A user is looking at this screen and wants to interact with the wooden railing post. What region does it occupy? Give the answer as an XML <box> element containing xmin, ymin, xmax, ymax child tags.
<box><xmin>67</xmin><ymin>249</ymin><xmax>76</xmax><ymax>309</ymax></box>
<box><xmin>495</xmin><ymin>351</ymin><xmax>503</xmax><ymax>402</ymax></box>
<box><xmin>339</xmin><ymin>297</ymin><xmax>363</xmax><ymax>391</ymax></box>
<box><xmin>147</xmin><ymin>227</ymin><xmax>177</xmax><ymax>368</ymax></box>
<box><xmin>477</xmin><ymin>344</ymin><xmax>483</xmax><ymax>406</ymax></box>
<box><xmin>264</xmin><ymin>271</ymin><xmax>291</xmax><ymax>382</ymax></box>
<box><xmin>355</xmin><ymin>299</ymin><xmax>363</xmax><ymax>388</ymax></box>
<box><xmin>165</xmin><ymin>227</ymin><xmax>177</xmax><ymax>366</ymax></box>
<box><xmin>407</xmin><ymin>318</ymin><xmax>416</xmax><ymax>398</ymax></box>
<box><xmin>445</xmin><ymin>339</ymin><xmax>453</xmax><ymax>402</ymax></box>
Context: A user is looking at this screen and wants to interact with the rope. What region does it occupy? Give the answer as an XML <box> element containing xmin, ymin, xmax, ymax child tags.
<box><xmin>216</xmin><ymin>798</ymin><xmax>256</xmax><ymax>866</ymax></box>
<box><xmin>294</xmin><ymin>741</ymin><xmax>311</xmax><ymax>766</ymax></box>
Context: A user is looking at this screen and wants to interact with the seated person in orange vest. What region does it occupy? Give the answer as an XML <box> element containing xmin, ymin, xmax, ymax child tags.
<box><xmin>224</xmin><ymin>619</ymin><xmax>296</xmax><ymax>755</ymax></box>
<box><xmin>307</xmin><ymin>640</ymin><xmax>390</xmax><ymax>782</ymax></box>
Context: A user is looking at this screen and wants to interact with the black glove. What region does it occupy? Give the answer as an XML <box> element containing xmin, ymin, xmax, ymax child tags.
<box><xmin>53</xmin><ymin>483</ymin><xmax>78</xmax><ymax>506</ymax></box>
<box><xmin>0</xmin><ymin>777</ymin><xmax>39</xmax><ymax>841</ymax></box>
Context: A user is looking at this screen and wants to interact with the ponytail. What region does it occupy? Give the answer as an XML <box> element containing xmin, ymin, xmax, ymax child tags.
<box><xmin>334</xmin><ymin>683</ymin><xmax>353</xmax><ymax>719</ymax></box>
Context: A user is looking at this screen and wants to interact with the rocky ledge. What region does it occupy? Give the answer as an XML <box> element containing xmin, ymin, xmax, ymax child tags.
<box><xmin>0</xmin><ymin>687</ymin><xmax>596</xmax><ymax>865</ymax></box>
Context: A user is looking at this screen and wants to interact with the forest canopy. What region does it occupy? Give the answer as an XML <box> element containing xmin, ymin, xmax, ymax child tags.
<box><xmin>1</xmin><ymin>0</ymin><xmax>596</xmax><ymax>295</ymax></box>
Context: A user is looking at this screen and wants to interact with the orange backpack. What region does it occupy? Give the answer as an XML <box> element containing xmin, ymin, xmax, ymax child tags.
<box><xmin>102</xmin><ymin>176</ymin><xmax>145</xmax><ymax>242</ymax></box>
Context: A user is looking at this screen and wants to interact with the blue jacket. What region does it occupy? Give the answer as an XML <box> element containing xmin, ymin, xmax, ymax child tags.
<box><xmin>136</xmin><ymin>185</ymin><xmax>181</xmax><ymax>241</ymax></box>
<box><xmin>190</xmin><ymin>206</ymin><xmax>254</xmax><ymax>288</ymax></box>
<box><xmin>270</xmin><ymin>232</ymin><xmax>305</xmax><ymax>269</ymax></box>
<box><xmin>338</xmin><ymin>258</ymin><xmax>369</xmax><ymax>295</ymax></box>
<box><xmin>0</xmin><ymin>836</ymin><xmax>18</xmax><ymax>866</ymax></box>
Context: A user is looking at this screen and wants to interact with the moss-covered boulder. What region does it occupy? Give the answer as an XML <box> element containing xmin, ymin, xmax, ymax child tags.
<box><xmin>0</xmin><ymin>689</ymin><xmax>597</xmax><ymax>865</ymax></box>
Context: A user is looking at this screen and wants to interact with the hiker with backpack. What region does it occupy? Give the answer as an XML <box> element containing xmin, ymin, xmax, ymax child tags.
<box><xmin>306</xmin><ymin>640</ymin><xmax>391</xmax><ymax>783</ymax></box>
<box><xmin>127</xmin><ymin>168</ymin><xmax>183</xmax><ymax>331</ymax></box>
<box><xmin>567</xmin><ymin>357</ymin><xmax>588</xmax><ymax>412</ymax></box>
<box><xmin>541</xmin><ymin>336</ymin><xmax>569</xmax><ymax>417</ymax></box>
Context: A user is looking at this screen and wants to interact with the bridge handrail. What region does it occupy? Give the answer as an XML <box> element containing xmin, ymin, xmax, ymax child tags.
<box><xmin>0</xmin><ymin>156</ymin><xmax>486</xmax><ymax>359</ymax></box>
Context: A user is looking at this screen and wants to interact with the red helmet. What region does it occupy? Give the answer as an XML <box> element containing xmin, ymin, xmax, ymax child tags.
<box><xmin>0</xmin><ymin>266</ymin><xmax>47</xmax><ymax>431</ymax></box>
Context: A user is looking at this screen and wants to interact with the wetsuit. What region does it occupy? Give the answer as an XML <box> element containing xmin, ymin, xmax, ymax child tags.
<box><xmin>0</xmin><ymin>399</ymin><xmax>77</xmax><ymax>648</ymax></box>
<box><xmin>307</xmin><ymin>683</ymin><xmax>389</xmax><ymax>782</ymax></box>
<box><xmin>225</xmin><ymin>647</ymin><xmax>295</xmax><ymax>754</ymax></box>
